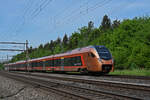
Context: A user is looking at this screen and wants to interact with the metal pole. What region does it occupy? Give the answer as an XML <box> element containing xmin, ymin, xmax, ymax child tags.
<box><xmin>25</xmin><ymin>40</ymin><xmax>30</xmax><ymax>72</ymax></box>
<box><xmin>7</xmin><ymin>55</ymin><xmax>8</xmax><ymax>62</ymax></box>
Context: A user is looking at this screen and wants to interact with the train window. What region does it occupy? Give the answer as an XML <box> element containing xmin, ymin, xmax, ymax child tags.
<box><xmin>32</xmin><ymin>62</ymin><xmax>37</xmax><ymax>67</ymax></box>
<box><xmin>20</xmin><ymin>64</ymin><xmax>22</xmax><ymax>67</ymax></box>
<box><xmin>32</xmin><ymin>62</ymin><xmax>34</xmax><ymax>67</ymax></box>
<box><xmin>41</xmin><ymin>62</ymin><xmax>43</xmax><ymax>67</ymax></box>
<box><xmin>35</xmin><ymin>62</ymin><xmax>38</xmax><ymax>67</ymax></box>
<box><xmin>37</xmin><ymin>62</ymin><xmax>39</xmax><ymax>67</ymax></box>
<box><xmin>64</xmin><ymin>58</ymin><xmax>68</xmax><ymax>66</ymax></box>
<box><xmin>22</xmin><ymin>64</ymin><xmax>25</xmax><ymax>67</ymax></box>
<box><xmin>51</xmin><ymin>60</ymin><xmax>54</xmax><ymax>66</ymax></box>
<box><xmin>31</xmin><ymin>62</ymin><xmax>33</xmax><ymax>67</ymax></box>
<box><xmin>54</xmin><ymin>59</ymin><xmax>56</xmax><ymax>66</ymax></box>
<box><xmin>16</xmin><ymin>64</ymin><xmax>18</xmax><ymax>68</ymax></box>
<box><xmin>64</xmin><ymin>56</ymin><xmax>82</xmax><ymax>66</ymax></box>
<box><xmin>40</xmin><ymin>62</ymin><xmax>43</xmax><ymax>67</ymax></box>
<box><xmin>37</xmin><ymin>61</ymin><xmax>43</xmax><ymax>67</ymax></box>
<box><xmin>54</xmin><ymin>59</ymin><xmax>61</xmax><ymax>66</ymax></box>
<box><xmin>45</xmin><ymin>60</ymin><xmax>54</xmax><ymax>67</ymax></box>
<box><xmin>64</xmin><ymin>57</ymin><xmax>71</xmax><ymax>66</ymax></box>
<box><xmin>45</xmin><ymin>60</ymin><xmax>49</xmax><ymax>66</ymax></box>
<box><xmin>54</xmin><ymin>59</ymin><xmax>57</xmax><ymax>66</ymax></box>
<box><xmin>71</xmin><ymin>57</ymin><xmax>75</xmax><ymax>66</ymax></box>
<box><xmin>75</xmin><ymin>56</ymin><xmax>82</xmax><ymax>66</ymax></box>
<box><xmin>90</xmin><ymin>53</ymin><xmax>95</xmax><ymax>57</ymax></box>
<box><xmin>33</xmin><ymin>62</ymin><xmax>35</xmax><ymax>67</ymax></box>
<box><xmin>58</xmin><ymin>59</ymin><xmax>61</xmax><ymax>66</ymax></box>
<box><xmin>24</xmin><ymin>64</ymin><xmax>26</xmax><ymax>67</ymax></box>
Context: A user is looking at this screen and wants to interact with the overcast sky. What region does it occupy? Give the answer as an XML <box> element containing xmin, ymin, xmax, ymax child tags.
<box><xmin>0</xmin><ymin>0</ymin><xmax>150</xmax><ymax>59</ymax></box>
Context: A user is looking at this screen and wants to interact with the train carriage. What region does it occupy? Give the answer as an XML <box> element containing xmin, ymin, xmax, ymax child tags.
<box><xmin>4</xmin><ymin>45</ymin><xmax>114</xmax><ymax>74</ymax></box>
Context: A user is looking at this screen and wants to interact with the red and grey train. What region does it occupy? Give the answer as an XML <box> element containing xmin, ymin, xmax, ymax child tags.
<box><xmin>4</xmin><ymin>45</ymin><xmax>114</xmax><ymax>74</ymax></box>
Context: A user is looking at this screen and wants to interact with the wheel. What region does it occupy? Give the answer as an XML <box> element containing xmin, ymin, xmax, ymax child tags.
<box><xmin>79</xmin><ymin>68</ymin><xmax>88</xmax><ymax>74</ymax></box>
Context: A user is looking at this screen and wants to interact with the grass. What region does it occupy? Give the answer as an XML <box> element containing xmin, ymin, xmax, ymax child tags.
<box><xmin>110</xmin><ymin>69</ymin><xmax>150</xmax><ymax>76</ymax></box>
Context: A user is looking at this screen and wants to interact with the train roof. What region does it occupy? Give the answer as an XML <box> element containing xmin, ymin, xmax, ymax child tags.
<box><xmin>4</xmin><ymin>45</ymin><xmax>105</xmax><ymax>65</ymax></box>
<box><xmin>29</xmin><ymin>45</ymin><xmax>94</xmax><ymax>61</ymax></box>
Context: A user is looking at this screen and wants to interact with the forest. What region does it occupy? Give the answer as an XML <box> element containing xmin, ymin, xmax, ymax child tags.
<box><xmin>10</xmin><ymin>15</ymin><xmax>150</xmax><ymax>70</ymax></box>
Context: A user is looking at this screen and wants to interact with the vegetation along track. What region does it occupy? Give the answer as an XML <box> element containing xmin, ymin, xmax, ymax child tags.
<box><xmin>1</xmin><ymin>71</ymin><xmax>150</xmax><ymax>99</ymax></box>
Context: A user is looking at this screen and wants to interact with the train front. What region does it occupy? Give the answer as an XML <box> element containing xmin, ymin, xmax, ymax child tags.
<box><xmin>93</xmin><ymin>46</ymin><xmax>114</xmax><ymax>73</ymax></box>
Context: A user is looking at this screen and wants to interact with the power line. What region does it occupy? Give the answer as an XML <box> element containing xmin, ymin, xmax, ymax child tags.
<box><xmin>11</xmin><ymin>0</ymin><xmax>37</xmax><ymax>37</ymax></box>
<box><xmin>50</xmin><ymin>0</ymin><xmax>95</xmax><ymax>31</ymax></box>
<box><xmin>0</xmin><ymin>42</ymin><xmax>26</xmax><ymax>45</ymax></box>
<box><xmin>56</xmin><ymin>0</ymin><xmax>106</xmax><ymax>25</ymax></box>
<box><xmin>64</xmin><ymin>0</ymin><xmax>109</xmax><ymax>22</ymax></box>
<box><xmin>3</xmin><ymin>0</ymin><xmax>36</xmax><ymax>41</ymax></box>
<box><xmin>31</xmin><ymin>0</ymin><xmax>53</xmax><ymax>19</ymax></box>
<box><xmin>51</xmin><ymin>0</ymin><xmax>111</xmax><ymax>31</ymax></box>
<box><xmin>0</xmin><ymin>49</ymin><xmax>24</xmax><ymax>52</ymax></box>
<box><xmin>5</xmin><ymin>0</ymin><xmax>52</xmax><ymax>40</ymax></box>
<box><xmin>14</xmin><ymin>0</ymin><xmax>53</xmax><ymax>35</ymax></box>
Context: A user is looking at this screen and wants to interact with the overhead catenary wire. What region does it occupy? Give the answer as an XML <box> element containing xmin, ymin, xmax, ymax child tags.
<box><xmin>13</xmin><ymin>0</ymin><xmax>51</xmax><ymax>34</ymax></box>
<box><xmin>3</xmin><ymin>0</ymin><xmax>112</xmax><ymax>43</ymax></box>
<box><xmin>6</xmin><ymin>0</ymin><xmax>52</xmax><ymax>41</ymax></box>
<box><xmin>51</xmin><ymin>0</ymin><xmax>92</xmax><ymax>30</ymax></box>
<box><xmin>62</xmin><ymin>0</ymin><xmax>111</xmax><ymax>23</ymax></box>
<box><xmin>51</xmin><ymin>0</ymin><xmax>112</xmax><ymax>32</ymax></box>
<box><xmin>54</xmin><ymin>0</ymin><xmax>107</xmax><ymax>27</ymax></box>
<box><xmin>31</xmin><ymin>0</ymin><xmax>53</xmax><ymax>19</ymax></box>
<box><xmin>4</xmin><ymin>0</ymin><xmax>36</xmax><ymax>41</ymax></box>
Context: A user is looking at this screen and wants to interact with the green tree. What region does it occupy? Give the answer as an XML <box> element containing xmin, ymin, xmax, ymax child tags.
<box><xmin>44</xmin><ymin>42</ymin><xmax>50</xmax><ymax>50</ymax></box>
<box><xmin>112</xmin><ymin>19</ymin><xmax>120</xmax><ymax>29</ymax></box>
<box><xmin>68</xmin><ymin>32</ymin><xmax>80</xmax><ymax>49</ymax></box>
<box><xmin>88</xmin><ymin>21</ymin><xmax>94</xmax><ymax>31</ymax></box>
<box><xmin>39</xmin><ymin>44</ymin><xmax>43</xmax><ymax>49</ymax></box>
<box><xmin>28</xmin><ymin>46</ymin><xmax>33</xmax><ymax>53</ymax></box>
<box><xmin>63</xmin><ymin>34</ymin><xmax>68</xmax><ymax>46</ymax></box>
<box><xmin>56</xmin><ymin>37</ymin><xmax>61</xmax><ymax>45</ymax></box>
<box><xmin>0</xmin><ymin>63</ymin><xmax>3</xmax><ymax>70</ymax></box>
<box><xmin>100</xmin><ymin>14</ymin><xmax>111</xmax><ymax>30</ymax></box>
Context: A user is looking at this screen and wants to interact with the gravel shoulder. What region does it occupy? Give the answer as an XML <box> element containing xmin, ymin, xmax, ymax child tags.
<box><xmin>0</xmin><ymin>75</ymin><xmax>64</xmax><ymax>100</ymax></box>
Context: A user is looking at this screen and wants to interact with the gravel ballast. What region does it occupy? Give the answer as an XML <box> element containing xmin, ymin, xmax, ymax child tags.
<box><xmin>7</xmin><ymin>72</ymin><xmax>150</xmax><ymax>100</ymax></box>
<box><xmin>1</xmin><ymin>72</ymin><xmax>150</xmax><ymax>100</ymax></box>
<box><xmin>0</xmin><ymin>75</ymin><xmax>64</xmax><ymax>100</ymax></box>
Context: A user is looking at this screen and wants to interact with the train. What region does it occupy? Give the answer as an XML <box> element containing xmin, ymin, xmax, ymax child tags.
<box><xmin>4</xmin><ymin>45</ymin><xmax>114</xmax><ymax>74</ymax></box>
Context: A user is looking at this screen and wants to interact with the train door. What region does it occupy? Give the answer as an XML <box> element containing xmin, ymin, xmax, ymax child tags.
<box><xmin>29</xmin><ymin>62</ymin><xmax>32</xmax><ymax>71</ymax></box>
<box><xmin>43</xmin><ymin>61</ymin><xmax>46</xmax><ymax>71</ymax></box>
<box><xmin>86</xmin><ymin>52</ymin><xmax>96</xmax><ymax>71</ymax></box>
<box><xmin>61</xmin><ymin>57</ymin><xmax>64</xmax><ymax>71</ymax></box>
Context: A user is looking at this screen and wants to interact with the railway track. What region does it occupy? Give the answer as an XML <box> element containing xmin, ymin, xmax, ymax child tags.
<box><xmin>64</xmin><ymin>72</ymin><xmax>150</xmax><ymax>80</ymax></box>
<box><xmin>0</xmin><ymin>72</ymin><xmax>93</xmax><ymax>100</ymax></box>
<box><xmin>9</xmin><ymin>71</ymin><xmax>150</xmax><ymax>91</ymax></box>
<box><xmin>103</xmin><ymin>74</ymin><xmax>150</xmax><ymax>80</ymax></box>
<box><xmin>1</xmin><ymin>71</ymin><xmax>150</xmax><ymax>100</ymax></box>
<box><xmin>8</xmin><ymin>71</ymin><xmax>150</xmax><ymax>80</ymax></box>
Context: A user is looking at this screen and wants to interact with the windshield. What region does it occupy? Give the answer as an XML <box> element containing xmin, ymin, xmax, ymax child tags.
<box><xmin>94</xmin><ymin>46</ymin><xmax>112</xmax><ymax>60</ymax></box>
